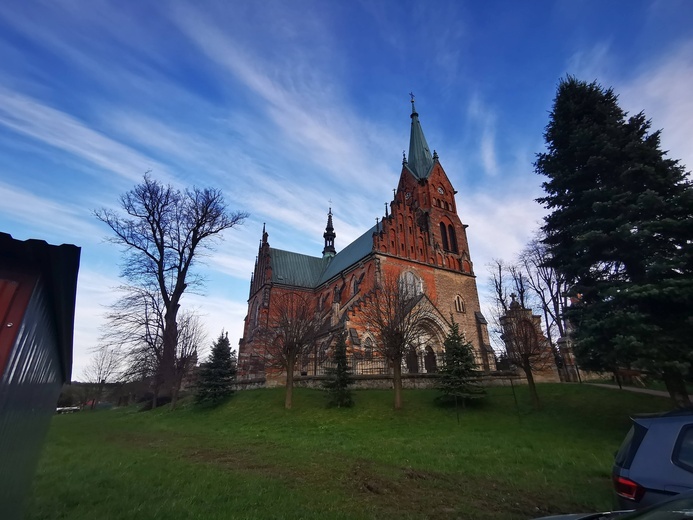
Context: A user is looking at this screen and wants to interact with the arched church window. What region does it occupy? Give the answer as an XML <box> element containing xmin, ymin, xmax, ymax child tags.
<box><xmin>364</xmin><ymin>337</ymin><xmax>373</xmax><ymax>360</ymax></box>
<box><xmin>454</xmin><ymin>295</ymin><xmax>466</xmax><ymax>313</ymax></box>
<box><xmin>400</xmin><ymin>271</ymin><xmax>423</xmax><ymax>298</ymax></box>
<box><xmin>448</xmin><ymin>224</ymin><xmax>458</xmax><ymax>253</ymax></box>
<box><xmin>439</xmin><ymin>222</ymin><xmax>449</xmax><ymax>251</ymax></box>
<box><xmin>253</xmin><ymin>303</ymin><xmax>260</xmax><ymax>327</ymax></box>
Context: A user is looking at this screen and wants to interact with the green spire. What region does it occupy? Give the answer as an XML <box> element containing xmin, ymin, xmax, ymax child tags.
<box><xmin>407</xmin><ymin>94</ymin><xmax>434</xmax><ymax>180</ymax></box>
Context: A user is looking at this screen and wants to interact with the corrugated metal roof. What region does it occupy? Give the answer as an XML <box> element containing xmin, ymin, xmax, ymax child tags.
<box><xmin>0</xmin><ymin>233</ymin><xmax>80</xmax><ymax>382</ymax></box>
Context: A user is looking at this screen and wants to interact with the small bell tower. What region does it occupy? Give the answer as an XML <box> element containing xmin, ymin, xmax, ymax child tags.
<box><xmin>322</xmin><ymin>208</ymin><xmax>336</xmax><ymax>258</ymax></box>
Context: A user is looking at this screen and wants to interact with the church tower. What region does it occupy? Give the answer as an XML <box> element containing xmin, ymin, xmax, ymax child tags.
<box><xmin>370</xmin><ymin>97</ymin><xmax>474</xmax><ymax>275</ymax></box>
<box><xmin>368</xmin><ymin>96</ymin><xmax>492</xmax><ymax>370</ymax></box>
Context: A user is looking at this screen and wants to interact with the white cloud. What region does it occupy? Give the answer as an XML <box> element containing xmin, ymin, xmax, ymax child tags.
<box><xmin>566</xmin><ymin>42</ymin><xmax>612</xmax><ymax>81</ymax></box>
<box><xmin>71</xmin><ymin>269</ymin><xmax>122</xmax><ymax>380</ymax></box>
<box><xmin>0</xmin><ymin>87</ymin><xmax>164</xmax><ymax>182</ymax></box>
<box><xmin>616</xmin><ymin>42</ymin><xmax>693</xmax><ymax>172</ymax></box>
<box><xmin>468</xmin><ymin>95</ymin><xmax>499</xmax><ymax>177</ymax></box>
<box><xmin>0</xmin><ymin>180</ymin><xmax>101</xmax><ymax>242</ymax></box>
<box><xmin>183</xmin><ymin>293</ymin><xmax>249</xmax><ymax>358</ymax></box>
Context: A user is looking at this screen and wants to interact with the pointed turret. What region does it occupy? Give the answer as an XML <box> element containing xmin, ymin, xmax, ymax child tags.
<box><xmin>322</xmin><ymin>208</ymin><xmax>336</xmax><ymax>258</ymax></box>
<box><xmin>407</xmin><ymin>94</ymin><xmax>434</xmax><ymax>180</ymax></box>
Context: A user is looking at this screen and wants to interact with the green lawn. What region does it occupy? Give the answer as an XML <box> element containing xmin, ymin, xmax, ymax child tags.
<box><xmin>27</xmin><ymin>384</ymin><xmax>670</xmax><ymax>520</ymax></box>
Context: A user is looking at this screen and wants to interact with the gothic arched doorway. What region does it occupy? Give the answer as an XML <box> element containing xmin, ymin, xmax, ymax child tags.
<box><xmin>406</xmin><ymin>347</ymin><xmax>419</xmax><ymax>373</ymax></box>
<box><xmin>424</xmin><ymin>346</ymin><xmax>437</xmax><ymax>373</ymax></box>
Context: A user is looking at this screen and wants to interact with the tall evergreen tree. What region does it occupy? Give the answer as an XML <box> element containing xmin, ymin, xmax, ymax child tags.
<box><xmin>536</xmin><ymin>76</ymin><xmax>693</xmax><ymax>406</ymax></box>
<box><xmin>438</xmin><ymin>320</ymin><xmax>485</xmax><ymax>407</ymax></box>
<box><xmin>323</xmin><ymin>333</ymin><xmax>354</xmax><ymax>408</ymax></box>
<box><xmin>195</xmin><ymin>331</ymin><xmax>237</xmax><ymax>406</ymax></box>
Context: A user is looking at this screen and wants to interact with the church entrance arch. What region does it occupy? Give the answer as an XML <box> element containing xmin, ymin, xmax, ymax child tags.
<box><xmin>424</xmin><ymin>346</ymin><xmax>437</xmax><ymax>373</ymax></box>
<box><xmin>406</xmin><ymin>347</ymin><xmax>419</xmax><ymax>373</ymax></box>
<box><xmin>403</xmin><ymin>318</ymin><xmax>446</xmax><ymax>374</ymax></box>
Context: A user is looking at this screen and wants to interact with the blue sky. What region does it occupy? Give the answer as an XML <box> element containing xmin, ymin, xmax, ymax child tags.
<box><xmin>1</xmin><ymin>1</ymin><xmax>691</xmax><ymax>380</ymax></box>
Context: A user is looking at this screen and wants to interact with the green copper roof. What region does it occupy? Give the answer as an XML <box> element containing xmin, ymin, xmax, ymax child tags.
<box><xmin>267</xmin><ymin>225</ymin><xmax>376</xmax><ymax>289</ymax></box>
<box><xmin>406</xmin><ymin>100</ymin><xmax>434</xmax><ymax>180</ymax></box>
<box><xmin>318</xmin><ymin>225</ymin><xmax>375</xmax><ymax>284</ymax></box>
<box><xmin>270</xmin><ymin>248</ymin><xmax>328</xmax><ymax>288</ymax></box>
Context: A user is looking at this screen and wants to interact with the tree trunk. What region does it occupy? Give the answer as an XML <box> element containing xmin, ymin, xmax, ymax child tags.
<box><xmin>285</xmin><ymin>357</ymin><xmax>294</xmax><ymax>409</ymax></box>
<box><xmin>613</xmin><ymin>369</ymin><xmax>623</xmax><ymax>389</ymax></box>
<box><xmin>663</xmin><ymin>370</ymin><xmax>691</xmax><ymax>408</ymax></box>
<box><xmin>161</xmin><ymin>308</ymin><xmax>179</xmax><ymax>400</ymax></box>
<box><xmin>393</xmin><ymin>358</ymin><xmax>403</xmax><ymax>410</ymax></box>
<box><xmin>523</xmin><ymin>362</ymin><xmax>540</xmax><ymax>410</ymax></box>
<box><xmin>170</xmin><ymin>377</ymin><xmax>180</xmax><ymax>410</ymax></box>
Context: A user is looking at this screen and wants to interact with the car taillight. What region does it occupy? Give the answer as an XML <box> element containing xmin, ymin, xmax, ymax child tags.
<box><xmin>613</xmin><ymin>475</ymin><xmax>644</xmax><ymax>501</ymax></box>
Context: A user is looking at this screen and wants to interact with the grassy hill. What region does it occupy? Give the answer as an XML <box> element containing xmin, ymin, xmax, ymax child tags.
<box><xmin>27</xmin><ymin>384</ymin><xmax>670</xmax><ymax>520</ymax></box>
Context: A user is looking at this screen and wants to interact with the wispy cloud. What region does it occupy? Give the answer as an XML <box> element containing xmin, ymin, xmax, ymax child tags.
<box><xmin>0</xmin><ymin>87</ymin><xmax>164</xmax><ymax>182</ymax></box>
<box><xmin>183</xmin><ymin>293</ymin><xmax>250</xmax><ymax>357</ymax></box>
<box><xmin>71</xmin><ymin>268</ymin><xmax>122</xmax><ymax>379</ymax></box>
<box><xmin>0</xmin><ymin>180</ymin><xmax>102</xmax><ymax>241</ymax></box>
<box><xmin>616</xmin><ymin>41</ymin><xmax>693</xmax><ymax>172</ymax></box>
<box><xmin>150</xmin><ymin>4</ymin><xmax>406</xmax><ymax>263</ymax></box>
<box><xmin>468</xmin><ymin>95</ymin><xmax>499</xmax><ymax>176</ymax></box>
<box><xmin>566</xmin><ymin>42</ymin><xmax>612</xmax><ymax>81</ymax></box>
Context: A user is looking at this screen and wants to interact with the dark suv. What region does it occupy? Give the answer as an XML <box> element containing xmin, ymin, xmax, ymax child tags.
<box><xmin>613</xmin><ymin>410</ymin><xmax>693</xmax><ymax>509</ymax></box>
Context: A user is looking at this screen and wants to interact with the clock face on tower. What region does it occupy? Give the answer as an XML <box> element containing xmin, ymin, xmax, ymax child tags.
<box><xmin>437</xmin><ymin>187</ymin><xmax>444</xmax><ymax>195</ymax></box>
<box><xmin>405</xmin><ymin>192</ymin><xmax>411</xmax><ymax>199</ymax></box>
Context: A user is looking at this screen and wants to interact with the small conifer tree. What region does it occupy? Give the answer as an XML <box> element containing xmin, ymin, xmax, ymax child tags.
<box><xmin>323</xmin><ymin>333</ymin><xmax>354</xmax><ymax>408</ymax></box>
<box><xmin>438</xmin><ymin>320</ymin><xmax>485</xmax><ymax>408</ymax></box>
<box><xmin>195</xmin><ymin>331</ymin><xmax>237</xmax><ymax>406</ymax></box>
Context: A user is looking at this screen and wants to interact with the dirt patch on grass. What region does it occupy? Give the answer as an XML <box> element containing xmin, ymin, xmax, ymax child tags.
<box><xmin>344</xmin><ymin>458</ymin><xmax>580</xmax><ymax>520</ymax></box>
<box><xmin>105</xmin><ymin>431</ymin><xmax>596</xmax><ymax>519</ymax></box>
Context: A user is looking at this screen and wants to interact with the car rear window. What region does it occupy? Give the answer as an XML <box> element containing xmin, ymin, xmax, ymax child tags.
<box><xmin>615</xmin><ymin>422</ymin><xmax>648</xmax><ymax>470</ymax></box>
<box><xmin>673</xmin><ymin>425</ymin><xmax>693</xmax><ymax>472</ymax></box>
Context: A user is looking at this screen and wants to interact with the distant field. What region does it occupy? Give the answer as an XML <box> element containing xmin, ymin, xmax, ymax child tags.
<box><xmin>27</xmin><ymin>384</ymin><xmax>670</xmax><ymax>520</ymax></box>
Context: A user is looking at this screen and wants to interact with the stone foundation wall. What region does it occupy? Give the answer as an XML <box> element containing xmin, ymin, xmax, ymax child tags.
<box><xmin>235</xmin><ymin>371</ymin><xmax>535</xmax><ymax>390</ymax></box>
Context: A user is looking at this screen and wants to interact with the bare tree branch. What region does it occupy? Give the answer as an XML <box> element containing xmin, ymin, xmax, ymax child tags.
<box><xmin>357</xmin><ymin>273</ymin><xmax>432</xmax><ymax>409</ymax></box>
<box><xmin>257</xmin><ymin>290</ymin><xmax>325</xmax><ymax>409</ymax></box>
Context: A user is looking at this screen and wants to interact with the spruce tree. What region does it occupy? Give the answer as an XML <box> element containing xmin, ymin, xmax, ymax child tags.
<box><xmin>438</xmin><ymin>320</ymin><xmax>485</xmax><ymax>406</ymax></box>
<box><xmin>323</xmin><ymin>333</ymin><xmax>354</xmax><ymax>408</ymax></box>
<box><xmin>195</xmin><ymin>331</ymin><xmax>237</xmax><ymax>406</ymax></box>
<box><xmin>536</xmin><ymin>76</ymin><xmax>693</xmax><ymax>405</ymax></box>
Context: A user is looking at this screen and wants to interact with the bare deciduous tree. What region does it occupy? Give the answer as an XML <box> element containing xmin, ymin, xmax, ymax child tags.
<box><xmin>258</xmin><ymin>291</ymin><xmax>325</xmax><ymax>409</ymax></box>
<box><xmin>500</xmin><ymin>296</ymin><xmax>554</xmax><ymax>410</ymax></box>
<box><xmin>358</xmin><ymin>273</ymin><xmax>431</xmax><ymax>410</ymax></box>
<box><xmin>171</xmin><ymin>312</ymin><xmax>206</xmax><ymax>408</ymax></box>
<box><xmin>100</xmin><ymin>284</ymin><xmax>204</xmax><ymax>408</ymax></box>
<box><xmin>95</xmin><ymin>174</ymin><xmax>247</xmax><ymax>403</ymax></box>
<box><xmin>82</xmin><ymin>344</ymin><xmax>122</xmax><ymax>409</ymax></box>
<box><xmin>487</xmin><ymin>259</ymin><xmax>538</xmax><ymax>352</ymax></box>
<box><xmin>101</xmin><ymin>284</ymin><xmax>165</xmax><ymax>403</ymax></box>
<box><xmin>519</xmin><ymin>235</ymin><xmax>570</xmax><ymax>354</ymax></box>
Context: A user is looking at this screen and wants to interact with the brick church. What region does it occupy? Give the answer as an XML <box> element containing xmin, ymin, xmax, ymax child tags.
<box><xmin>238</xmin><ymin>99</ymin><xmax>495</xmax><ymax>383</ymax></box>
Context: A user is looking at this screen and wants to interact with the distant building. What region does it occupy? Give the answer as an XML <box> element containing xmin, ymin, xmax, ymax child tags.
<box><xmin>0</xmin><ymin>233</ymin><xmax>80</xmax><ymax>519</ymax></box>
<box><xmin>499</xmin><ymin>294</ymin><xmax>559</xmax><ymax>382</ymax></box>
<box><xmin>238</xmin><ymin>100</ymin><xmax>495</xmax><ymax>384</ymax></box>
